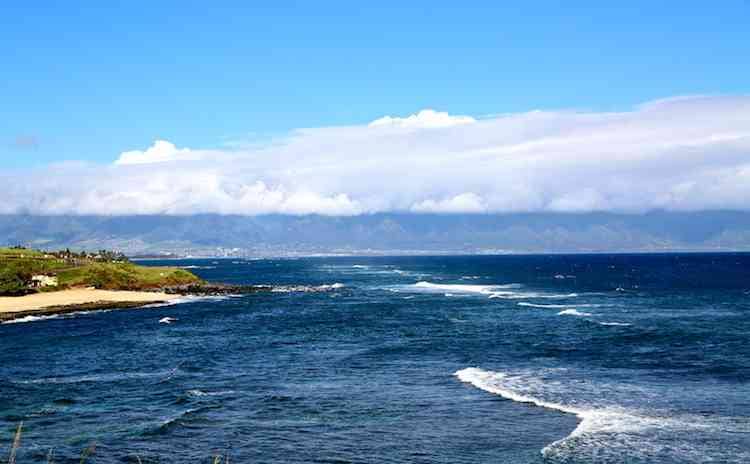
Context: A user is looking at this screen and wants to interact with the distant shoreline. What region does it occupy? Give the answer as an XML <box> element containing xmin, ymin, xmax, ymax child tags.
<box><xmin>0</xmin><ymin>289</ymin><xmax>178</xmax><ymax>323</ymax></box>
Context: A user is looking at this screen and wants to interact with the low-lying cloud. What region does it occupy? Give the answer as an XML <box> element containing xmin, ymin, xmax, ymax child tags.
<box><xmin>4</xmin><ymin>96</ymin><xmax>750</xmax><ymax>216</ymax></box>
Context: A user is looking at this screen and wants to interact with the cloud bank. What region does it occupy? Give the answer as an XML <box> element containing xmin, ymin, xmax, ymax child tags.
<box><xmin>4</xmin><ymin>96</ymin><xmax>750</xmax><ymax>216</ymax></box>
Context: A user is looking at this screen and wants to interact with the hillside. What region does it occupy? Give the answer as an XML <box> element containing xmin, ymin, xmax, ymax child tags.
<box><xmin>3</xmin><ymin>212</ymin><xmax>750</xmax><ymax>256</ymax></box>
<box><xmin>0</xmin><ymin>247</ymin><xmax>201</xmax><ymax>296</ymax></box>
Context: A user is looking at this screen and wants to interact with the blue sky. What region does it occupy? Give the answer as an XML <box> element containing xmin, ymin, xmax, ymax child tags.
<box><xmin>2</xmin><ymin>2</ymin><xmax>748</xmax><ymax>168</ymax></box>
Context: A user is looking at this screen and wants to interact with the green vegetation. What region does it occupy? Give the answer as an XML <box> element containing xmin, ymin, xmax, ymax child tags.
<box><xmin>0</xmin><ymin>266</ymin><xmax>32</xmax><ymax>296</ymax></box>
<box><xmin>56</xmin><ymin>262</ymin><xmax>200</xmax><ymax>290</ymax></box>
<box><xmin>0</xmin><ymin>247</ymin><xmax>202</xmax><ymax>295</ymax></box>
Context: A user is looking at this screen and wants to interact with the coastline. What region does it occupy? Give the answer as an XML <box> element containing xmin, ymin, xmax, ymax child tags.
<box><xmin>0</xmin><ymin>289</ymin><xmax>179</xmax><ymax>323</ymax></box>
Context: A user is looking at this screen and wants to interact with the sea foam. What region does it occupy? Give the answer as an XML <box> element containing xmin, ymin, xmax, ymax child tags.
<box><xmin>408</xmin><ymin>281</ymin><xmax>577</xmax><ymax>300</ymax></box>
<box><xmin>2</xmin><ymin>314</ymin><xmax>61</xmax><ymax>324</ymax></box>
<box><xmin>557</xmin><ymin>309</ymin><xmax>592</xmax><ymax>317</ymax></box>
<box><xmin>454</xmin><ymin>367</ymin><xmax>718</xmax><ymax>462</ymax></box>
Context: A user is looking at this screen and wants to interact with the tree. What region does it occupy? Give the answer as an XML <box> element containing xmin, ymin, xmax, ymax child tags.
<box><xmin>0</xmin><ymin>266</ymin><xmax>32</xmax><ymax>296</ymax></box>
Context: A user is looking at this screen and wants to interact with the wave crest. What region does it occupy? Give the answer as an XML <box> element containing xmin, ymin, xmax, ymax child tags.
<box><xmin>454</xmin><ymin>367</ymin><xmax>721</xmax><ymax>462</ymax></box>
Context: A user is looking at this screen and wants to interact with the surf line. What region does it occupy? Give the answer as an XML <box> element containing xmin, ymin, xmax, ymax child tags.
<box><xmin>454</xmin><ymin>367</ymin><xmax>615</xmax><ymax>458</ymax></box>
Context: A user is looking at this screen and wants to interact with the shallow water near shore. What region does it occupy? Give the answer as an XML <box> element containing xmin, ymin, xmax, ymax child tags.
<box><xmin>1</xmin><ymin>254</ymin><xmax>749</xmax><ymax>463</ymax></box>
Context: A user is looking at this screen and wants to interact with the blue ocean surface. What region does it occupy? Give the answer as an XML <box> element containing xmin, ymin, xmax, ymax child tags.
<box><xmin>1</xmin><ymin>254</ymin><xmax>749</xmax><ymax>463</ymax></box>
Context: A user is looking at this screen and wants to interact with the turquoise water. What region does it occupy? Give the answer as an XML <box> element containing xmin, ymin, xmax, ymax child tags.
<box><xmin>2</xmin><ymin>254</ymin><xmax>749</xmax><ymax>462</ymax></box>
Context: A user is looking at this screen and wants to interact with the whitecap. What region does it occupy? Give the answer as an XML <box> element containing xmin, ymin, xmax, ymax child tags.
<box><xmin>2</xmin><ymin>309</ymin><xmax>114</xmax><ymax>324</ymax></box>
<box><xmin>2</xmin><ymin>314</ymin><xmax>61</xmax><ymax>324</ymax></box>
<box><xmin>557</xmin><ymin>309</ymin><xmax>592</xmax><ymax>317</ymax></box>
<box><xmin>186</xmin><ymin>389</ymin><xmax>234</xmax><ymax>397</ymax></box>
<box><xmin>400</xmin><ymin>281</ymin><xmax>581</xmax><ymax>301</ymax></box>
<box><xmin>271</xmin><ymin>283</ymin><xmax>345</xmax><ymax>293</ymax></box>
<box><xmin>412</xmin><ymin>281</ymin><xmax>521</xmax><ymax>297</ymax></box>
<box><xmin>454</xmin><ymin>367</ymin><xmax>718</xmax><ymax>462</ymax></box>
<box><xmin>14</xmin><ymin>369</ymin><xmax>180</xmax><ymax>385</ymax></box>
<box><xmin>518</xmin><ymin>302</ymin><xmax>571</xmax><ymax>309</ymax></box>
<box><xmin>598</xmin><ymin>321</ymin><xmax>631</xmax><ymax>327</ymax></box>
<box><xmin>143</xmin><ymin>295</ymin><xmax>230</xmax><ymax>309</ymax></box>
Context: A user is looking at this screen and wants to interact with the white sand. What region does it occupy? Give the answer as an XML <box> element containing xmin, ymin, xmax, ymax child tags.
<box><xmin>0</xmin><ymin>289</ymin><xmax>177</xmax><ymax>314</ymax></box>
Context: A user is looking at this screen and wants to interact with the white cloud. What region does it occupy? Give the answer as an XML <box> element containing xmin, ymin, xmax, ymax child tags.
<box><xmin>411</xmin><ymin>193</ymin><xmax>486</xmax><ymax>213</ymax></box>
<box><xmin>3</xmin><ymin>96</ymin><xmax>750</xmax><ymax>216</ymax></box>
<box><xmin>368</xmin><ymin>109</ymin><xmax>476</xmax><ymax>128</ymax></box>
<box><xmin>115</xmin><ymin>140</ymin><xmax>203</xmax><ymax>165</ymax></box>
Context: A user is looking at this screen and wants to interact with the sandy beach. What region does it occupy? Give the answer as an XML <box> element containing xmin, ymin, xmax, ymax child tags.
<box><xmin>0</xmin><ymin>288</ymin><xmax>177</xmax><ymax>319</ymax></box>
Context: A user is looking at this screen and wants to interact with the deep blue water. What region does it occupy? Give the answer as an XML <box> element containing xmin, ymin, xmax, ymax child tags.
<box><xmin>1</xmin><ymin>254</ymin><xmax>749</xmax><ymax>463</ymax></box>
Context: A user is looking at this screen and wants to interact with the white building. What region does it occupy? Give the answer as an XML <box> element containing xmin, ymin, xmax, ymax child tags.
<box><xmin>31</xmin><ymin>275</ymin><xmax>58</xmax><ymax>288</ymax></box>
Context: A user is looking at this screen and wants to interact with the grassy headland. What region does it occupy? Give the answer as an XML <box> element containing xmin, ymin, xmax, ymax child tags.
<box><xmin>0</xmin><ymin>247</ymin><xmax>202</xmax><ymax>296</ymax></box>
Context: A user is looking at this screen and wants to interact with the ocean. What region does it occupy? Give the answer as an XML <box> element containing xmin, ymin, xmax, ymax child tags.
<box><xmin>1</xmin><ymin>254</ymin><xmax>749</xmax><ymax>463</ymax></box>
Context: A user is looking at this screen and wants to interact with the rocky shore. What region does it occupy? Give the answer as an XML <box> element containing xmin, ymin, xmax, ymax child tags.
<box><xmin>0</xmin><ymin>282</ymin><xmax>345</xmax><ymax>323</ymax></box>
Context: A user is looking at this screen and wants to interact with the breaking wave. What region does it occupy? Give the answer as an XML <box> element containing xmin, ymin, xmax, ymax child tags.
<box><xmin>517</xmin><ymin>302</ymin><xmax>603</xmax><ymax>309</ymax></box>
<box><xmin>271</xmin><ymin>283</ymin><xmax>345</xmax><ymax>293</ymax></box>
<box><xmin>142</xmin><ymin>295</ymin><xmax>233</xmax><ymax>309</ymax></box>
<box><xmin>402</xmin><ymin>281</ymin><xmax>578</xmax><ymax>300</ymax></box>
<box><xmin>2</xmin><ymin>314</ymin><xmax>62</xmax><ymax>324</ymax></box>
<box><xmin>517</xmin><ymin>302</ymin><xmax>571</xmax><ymax>309</ymax></box>
<box><xmin>14</xmin><ymin>368</ymin><xmax>182</xmax><ymax>385</ymax></box>
<box><xmin>321</xmin><ymin>264</ymin><xmax>429</xmax><ymax>278</ymax></box>
<box><xmin>454</xmin><ymin>367</ymin><xmax>739</xmax><ymax>462</ymax></box>
<box><xmin>557</xmin><ymin>309</ymin><xmax>592</xmax><ymax>317</ymax></box>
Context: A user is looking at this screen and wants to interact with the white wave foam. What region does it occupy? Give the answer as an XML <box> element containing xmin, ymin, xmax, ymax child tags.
<box><xmin>271</xmin><ymin>283</ymin><xmax>345</xmax><ymax>293</ymax></box>
<box><xmin>455</xmin><ymin>366</ymin><xmax>613</xmax><ymax>458</ymax></box>
<box><xmin>2</xmin><ymin>314</ymin><xmax>61</xmax><ymax>324</ymax></box>
<box><xmin>518</xmin><ymin>302</ymin><xmax>570</xmax><ymax>309</ymax></box>
<box><xmin>412</xmin><ymin>281</ymin><xmax>521</xmax><ymax>298</ymax></box>
<box><xmin>186</xmin><ymin>389</ymin><xmax>234</xmax><ymax>397</ymax></box>
<box><xmin>557</xmin><ymin>309</ymin><xmax>592</xmax><ymax>317</ymax></box>
<box><xmin>517</xmin><ymin>302</ymin><xmax>603</xmax><ymax>309</ymax></box>
<box><xmin>489</xmin><ymin>292</ymin><xmax>579</xmax><ymax>299</ymax></box>
<box><xmin>404</xmin><ymin>281</ymin><xmax>580</xmax><ymax>300</ymax></box>
<box><xmin>143</xmin><ymin>295</ymin><xmax>230</xmax><ymax>309</ymax></box>
<box><xmin>322</xmin><ymin>283</ymin><xmax>345</xmax><ymax>290</ymax></box>
<box><xmin>159</xmin><ymin>317</ymin><xmax>178</xmax><ymax>324</ymax></box>
<box><xmin>454</xmin><ymin>367</ymin><xmax>723</xmax><ymax>462</ymax></box>
<box><xmin>178</xmin><ymin>265</ymin><xmax>216</xmax><ymax>269</ymax></box>
<box><xmin>414</xmin><ymin>281</ymin><xmax>520</xmax><ymax>292</ymax></box>
<box><xmin>322</xmin><ymin>264</ymin><xmax>427</xmax><ymax>278</ymax></box>
<box><xmin>15</xmin><ymin>368</ymin><xmax>180</xmax><ymax>385</ymax></box>
<box><xmin>2</xmin><ymin>309</ymin><xmax>117</xmax><ymax>324</ymax></box>
<box><xmin>598</xmin><ymin>321</ymin><xmax>631</xmax><ymax>326</ymax></box>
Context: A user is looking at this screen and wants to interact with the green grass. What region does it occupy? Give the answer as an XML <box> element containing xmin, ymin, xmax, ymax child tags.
<box><xmin>0</xmin><ymin>248</ymin><xmax>202</xmax><ymax>294</ymax></box>
<box><xmin>55</xmin><ymin>263</ymin><xmax>201</xmax><ymax>290</ymax></box>
<box><xmin>0</xmin><ymin>249</ymin><xmax>69</xmax><ymax>274</ymax></box>
<box><xmin>0</xmin><ymin>248</ymin><xmax>46</xmax><ymax>257</ymax></box>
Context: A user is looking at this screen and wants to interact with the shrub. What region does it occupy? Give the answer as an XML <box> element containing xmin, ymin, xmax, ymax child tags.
<box><xmin>0</xmin><ymin>266</ymin><xmax>33</xmax><ymax>296</ymax></box>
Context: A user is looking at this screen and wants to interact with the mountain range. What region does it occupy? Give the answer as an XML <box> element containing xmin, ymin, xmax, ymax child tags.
<box><xmin>3</xmin><ymin>211</ymin><xmax>750</xmax><ymax>256</ymax></box>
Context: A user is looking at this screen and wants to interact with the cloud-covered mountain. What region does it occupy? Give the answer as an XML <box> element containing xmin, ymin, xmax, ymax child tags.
<box><xmin>4</xmin><ymin>95</ymin><xmax>749</xmax><ymax>255</ymax></box>
<box><xmin>3</xmin><ymin>212</ymin><xmax>750</xmax><ymax>256</ymax></box>
<box><xmin>3</xmin><ymin>96</ymin><xmax>750</xmax><ymax>217</ymax></box>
